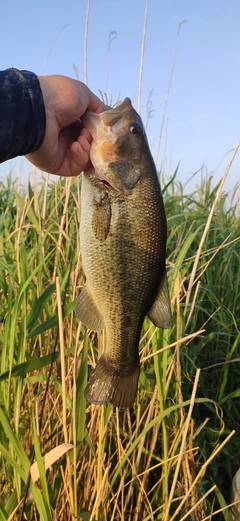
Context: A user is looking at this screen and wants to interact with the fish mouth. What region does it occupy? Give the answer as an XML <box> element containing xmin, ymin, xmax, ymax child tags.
<box><xmin>101</xmin><ymin>98</ymin><xmax>132</xmax><ymax>126</ymax></box>
<box><xmin>82</xmin><ymin>98</ymin><xmax>133</xmax><ymax>138</ymax></box>
<box><xmin>82</xmin><ymin>99</ymin><xmax>133</xmax><ymax>174</ymax></box>
<box><xmin>82</xmin><ymin>98</ymin><xmax>137</xmax><ymax>195</ymax></box>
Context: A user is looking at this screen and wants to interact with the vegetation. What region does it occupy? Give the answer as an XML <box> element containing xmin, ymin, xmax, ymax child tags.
<box><xmin>0</xmin><ymin>163</ymin><xmax>240</xmax><ymax>520</ymax></box>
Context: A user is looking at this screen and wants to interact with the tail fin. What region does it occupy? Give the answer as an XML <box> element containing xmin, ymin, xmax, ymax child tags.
<box><xmin>84</xmin><ymin>355</ymin><xmax>140</xmax><ymax>409</ymax></box>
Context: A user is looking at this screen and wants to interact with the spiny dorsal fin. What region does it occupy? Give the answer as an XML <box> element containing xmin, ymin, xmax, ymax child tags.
<box><xmin>76</xmin><ymin>284</ymin><xmax>105</xmax><ymax>331</ymax></box>
<box><xmin>147</xmin><ymin>271</ymin><xmax>172</xmax><ymax>329</ymax></box>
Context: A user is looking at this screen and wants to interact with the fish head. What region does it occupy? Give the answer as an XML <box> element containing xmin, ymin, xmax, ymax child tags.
<box><xmin>82</xmin><ymin>98</ymin><xmax>153</xmax><ymax>195</ymax></box>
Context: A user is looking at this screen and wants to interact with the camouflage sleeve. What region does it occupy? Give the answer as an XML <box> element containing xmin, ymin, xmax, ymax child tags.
<box><xmin>0</xmin><ymin>68</ymin><xmax>46</xmax><ymax>162</ymax></box>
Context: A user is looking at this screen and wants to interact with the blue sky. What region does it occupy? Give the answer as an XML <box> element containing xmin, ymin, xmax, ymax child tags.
<box><xmin>0</xmin><ymin>0</ymin><xmax>239</xmax><ymax>195</ymax></box>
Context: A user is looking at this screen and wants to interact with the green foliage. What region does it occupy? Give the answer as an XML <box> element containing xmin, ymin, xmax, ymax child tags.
<box><xmin>0</xmin><ymin>172</ymin><xmax>239</xmax><ymax>520</ymax></box>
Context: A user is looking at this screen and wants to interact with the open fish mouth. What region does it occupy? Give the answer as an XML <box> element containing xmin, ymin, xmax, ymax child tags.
<box><xmin>101</xmin><ymin>98</ymin><xmax>132</xmax><ymax>126</ymax></box>
<box><xmin>83</xmin><ymin>97</ymin><xmax>146</xmax><ymax>196</ymax></box>
<box><xmin>82</xmin><ymin>98</ymin><xmax>133</xmax><ymax>140</ymax></box>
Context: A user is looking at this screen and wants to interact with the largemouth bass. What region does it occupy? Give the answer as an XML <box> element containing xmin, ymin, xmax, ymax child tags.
<box><xmin>76</xmin><ymin>97</ymin><xmax>171</xmax><ymax>409</ymax></box>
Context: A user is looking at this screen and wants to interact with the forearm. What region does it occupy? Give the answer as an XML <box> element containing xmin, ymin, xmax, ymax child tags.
<box><xmin>0</xmin><ymin>68</ymin><xmax>46</xmax><ymax>162</ymax></box>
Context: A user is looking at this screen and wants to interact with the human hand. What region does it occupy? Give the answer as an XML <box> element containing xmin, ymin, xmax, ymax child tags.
<box><xmin>26</xmin><ymin>75</ymin><xmax>103</xmax><ymax>176</ymax></box>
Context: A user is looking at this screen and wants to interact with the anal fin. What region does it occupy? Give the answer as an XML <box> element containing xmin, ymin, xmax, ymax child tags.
<box><xmin>76</xmin><ymin>284</ymin><xmax>105</xmax><ymax>331</ymax></box>
<box><xmin>147</xmin><ymin>271</ymin><xmax>172</xmax><ymax>329</ymax></box>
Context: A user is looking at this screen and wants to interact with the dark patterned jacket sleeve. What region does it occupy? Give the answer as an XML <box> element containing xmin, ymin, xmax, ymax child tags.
<box><xmin>0</xmin><ymin>68</ymin><xmax>46</xmax><ymax>162</ymax></box>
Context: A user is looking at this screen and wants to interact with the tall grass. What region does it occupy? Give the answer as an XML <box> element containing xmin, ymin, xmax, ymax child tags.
<box><xmin>0</xmin><ymin>162</ymin><xmax>240</xmax><ymax>519</ymax></box>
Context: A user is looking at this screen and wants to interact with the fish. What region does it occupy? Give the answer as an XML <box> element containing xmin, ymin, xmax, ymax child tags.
<box><xmin>76</xmin><ymin>97</ymin><xmax>171</xmax><ymax>409</ymax></box>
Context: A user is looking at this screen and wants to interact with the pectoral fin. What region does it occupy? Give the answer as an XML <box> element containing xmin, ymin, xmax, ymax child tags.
<box><xmin>92</xmin><ymin>194</ymin><xmax>111</xmax><ymax>240</ymax></box>
<box><xmin>76</xmin><ymin>285</ymin><xmax>105</xmax><ymax>331</ymax></box>
<box><xmin>147</xmin><ymin>271</ymin><xmax>172</xmax><ymax>329</ymax></box>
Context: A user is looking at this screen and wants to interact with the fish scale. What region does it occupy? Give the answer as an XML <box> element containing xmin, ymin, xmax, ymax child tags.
<box><xmin>76</xmin><ymin>97</ymin><xmax>171</xmax><ymax>408</ymax></box>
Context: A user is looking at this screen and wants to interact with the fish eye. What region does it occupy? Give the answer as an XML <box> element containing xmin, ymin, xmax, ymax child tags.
<box><xmin>129</xmin><ymin>122</ymin><xmax>143</xmax><ymax>135</ymax></box>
